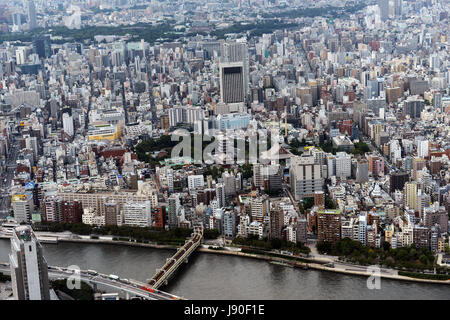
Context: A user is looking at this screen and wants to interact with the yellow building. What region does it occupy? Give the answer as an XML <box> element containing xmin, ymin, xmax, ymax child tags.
<box><xmin>405</xmin><ymin>182</ymin><xmax>418</xmax><ymax>211</ymax></box>
<box><xmin>88</xmin><ymin>124</ymin><xmax>121</xmax><ymax>141</ymax></box>
<box><xmin>384</xmin><ymin>224</ymin><xmax>394</xmax><ymax>244</ymax></box>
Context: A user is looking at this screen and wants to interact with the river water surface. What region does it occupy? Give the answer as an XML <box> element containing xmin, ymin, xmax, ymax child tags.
<box><xmin>0</xmin><ymin>240</ymin><xmax>448</xmax><ymax>300</ymax></box>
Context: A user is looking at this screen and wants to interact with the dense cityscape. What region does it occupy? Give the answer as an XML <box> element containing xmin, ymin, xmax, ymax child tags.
<box><xmin>0</xmin><ymin>0</ymin><xmax>448</xmax><ymax>302</ymax></box>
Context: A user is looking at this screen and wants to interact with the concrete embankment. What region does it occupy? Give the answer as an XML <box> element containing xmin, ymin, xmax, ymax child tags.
<box><xmin>198</xmin><ymin>248</ymin><xmax>450</xmax><ymax>286</ymax></box>
<box><xmin>58</xmin><ymin>237</ymin><xmax>179</xmax><ymax>250</ymax></box>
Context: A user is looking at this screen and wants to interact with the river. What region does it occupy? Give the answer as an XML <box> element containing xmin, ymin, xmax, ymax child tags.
<box><xmin>0</xmin><ymin>240</ymin><xmax>448</xmax><ymax>300</ymax></box>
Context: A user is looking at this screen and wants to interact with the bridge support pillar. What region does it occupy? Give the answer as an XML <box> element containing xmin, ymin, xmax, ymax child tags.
<box><xmin>126</xmin><ymin>291</ymin><xmax>130</xmax><ymax>300</ymax></box>
<box><xmin>92</xmin><ymin>282</ymin><xmax>97</xmax><ymax>292</ymax></box>
<box><xmin>184</xmin><ymin>258</ymin><xmax>188</xmax><ymax>264</ymax></box>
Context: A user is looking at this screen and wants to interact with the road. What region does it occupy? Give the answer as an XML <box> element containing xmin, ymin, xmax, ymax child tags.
<box><xmin>0</xmin><ymin>263</ymin><xmax>182</xmax><ymax>300</ymax></box>
<box><xmin>0</xmin><ymin>142</ymin><xmax>19</xmax><ymax>219</ymax></box>
<box><xmin>361</xmin><ymin>135</ymin><xmax>395</xmax><ymax>173</ymax></box>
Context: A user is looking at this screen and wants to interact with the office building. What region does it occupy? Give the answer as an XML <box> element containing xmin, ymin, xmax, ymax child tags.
<box><xmin>356</xmin><ymin>159</ymin><xmax>369</xmax><ymax>183</ymax></box>
<box><xmin>12</xmin><ymin>193</ymin><xmax>34</xmax><ymax>223</ymax></box>
<box><xmin>9</xmin><ymin>226</ymin><xmax>50</xmax><ymax>300</ymax></box>
<box><xmin>290</xmin><ymin>154</ymin><xmax>324</xmax><ymax>200</ymax></box>
<box><xmin>27</xmin><ymin>0</ymin><xmax>37</xmax><ymax>30</ymax></box>
<box><xmin>220</xmin><ymin>62</ymin><xmax>245</xmax><ymax>103</ymax></box>
<box><xmin>122</xmin><ymin>201</ymin><xmax>152</xmax><ymax>227</ymax></box>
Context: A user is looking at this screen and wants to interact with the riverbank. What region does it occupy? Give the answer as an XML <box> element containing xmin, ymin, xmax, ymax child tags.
<box><xmin>55</xmin><ymin>236</ymin><xmax>450</xmax><ymax>286</ymax></box>
<box><xmin>197</xmin><ymin>247</ymin><xmax>450</xmax><ymax>286</ymax></box>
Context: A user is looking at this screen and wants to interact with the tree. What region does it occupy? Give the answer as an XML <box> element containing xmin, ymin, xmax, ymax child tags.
<box><xmin>270</xmin><ymin>238</ymin><xmax>282</xmax><ymax>249</ymax></box>
<box><xmin>316</xmin><ymin>241</ymin><xmax>333</xmax><ymax>254</ymax></box>
<box><xmin>324</xmin><ymin>196</ymin><xmax>337</xmax><ymax>209</ymax></box>
<box><xmin>419</xmin><ymin>254</ymin><xmax>428</xmax><ymax>266</ymax></box>
<box><xmin>51</xmin><ymin>280</ymin><xmax>94</xmax><ymax>300</ymax></box>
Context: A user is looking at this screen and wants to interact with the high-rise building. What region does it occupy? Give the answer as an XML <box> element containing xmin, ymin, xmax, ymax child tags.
<box><xmin>32</xmin><ymin>36</ymin><xmax>51</xmax><ymax>59</ymax></box>
<box><xmin>27</xmin><ymin>0</ymin><xmax>37</xmax><ymax>30</ymax></box>
<box><xmin>417</xmin><ymin>140</ymin><xmax>429</xmax><ymax>158</ymax></box>
<box><xmin>359</xmin><ymin>214</ymin><xmax>367</xmax><ymax>246</ymax></box>
<box><xmin>290</xmin><ymin>154</ymin><xmax>324</xmax><ymax>200</ymax></box>
<box><xmin>412</xmin><ymin>157</ymin><xmax>426</xmax><ymax>180</ymax></box>
<box><xmin>335</xmin><ymin>152</ymin><xmax>351</xmax><ymax>179</ymax></box>
<box><xmin>223</xmin><ymin>210</ymin><xmax>236</xmax><ymax>239</ymax></box>
<box><xmin>394</xmin><ymin>0</ymin><xmax>402</xmax><ymax>16</ymax></box>
<box><xmin>168</xmin><ymin>194</ymin><xmax>181</xmax><ymax>229</ymax></box>
<box><xmin>222</xmin><ymin>171</ymin><xmax>236</xmax><ymax>196</ymax></box>
<box><xmin>61</xmin><ymin>200</ymin><xmax>83</xmax><ymax>224</ymax></box>
<box><xmin>9</xmin><ymin>226</ymin><xmax>50</xmax><ymax>300</ymax></box>
<box><xmin>41</xmin><ymin>195</ymin><xmax>62</xmax><ymax>222</ymax></box>
<box><xmin>104</xmin><ymin>201</ymin><xmax>119</xmax><ymax>226</ymax></box>
<box><xmin>317</xmin><ymin>209</ymin><xmax>341</xmax><ymax>244</ymax></box>
<box><xmin>403</xmin><ymin>99</ymin><xmax>424</xmax><ymax>119</ymax></box>
<box><xmin>253</xmin><ymin>164</ymin><xmax>264</xmax><ymax>188</ymax></box>
<box><xmin>153</xmin><ymin>206</ymin><xmax>165</xmax><ymax>229</ymax></box>
<box><xmin>188</xmin><ymin>175</ymin><xmax>205</xmax><ymax>190</ymax></box>
<box><xmin>122</xmin><ymin>201</ymin><xmax>152</xmax><ymax>227</ymax></box>
<box><xmin>269</xmin><ymin>208</ymin><xmax>284</xmax><ymax>240</ymax></box>
<box><xmin>356</xmin><ymin>159</ymin><xmax>369</xmax><ymax>183</ymax></box>
<box><xmin>215</xmin><ymin>183</ymin><xmax>226</xmax><ymax>208</ymax></box>
<box><xmin>219</xmin><ymin>62</ymin><xmax>245</xmax><ymax>103</ymax></box>
<box><xmin>62</xmin><ymin>112</ymin><xmax>74</xmax><ymax>137</ymax></box>
<box><xmin>12</xmin><ymin>193</ymin><xmax>34</xmax><ymax>223</ymax></box>
<box><xmin>389</xmin><ymin>171</ymin><xmax>409</xmax><ymax>193</ymax></box>
<box><xmin>378</xmin><ymin>0</ymin><xmax>390</xmax><ymax>21</ymax></box>
<box><xmin>221</xmin><ymin>41</ymin><xmax>249</xmax><ymax>96</ymax></box>
<box><xmin>405</xmin><ymin>182</ymin><xmax>418</xmax><ymax>211</ymax></box>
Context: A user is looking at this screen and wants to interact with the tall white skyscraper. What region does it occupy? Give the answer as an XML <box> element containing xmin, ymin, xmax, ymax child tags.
<box><xmin>62</xmin><ymin>112</ymin><xmax>74</xmax><ymax>136</ymax></box>
<box><xmin>9</xmin><ymin>226</ymin><xmax>50</xmax><ymax>300</ymax></box>
<box><xmin>417</xmin><ymin>140</ymin><xmax>429</xmax><ymax>158</ymax></box>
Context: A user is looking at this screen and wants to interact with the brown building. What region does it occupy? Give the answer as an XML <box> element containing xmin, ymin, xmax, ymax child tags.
<box><xmin>314</xmin><ymin>191</ymin><xmax>325</xmax><ymax>209</ymax></box>
<box><xmin>430</xmin><ymin>158</ymin><xmax>441</xmax><ymax>175</ymax></box>
<box><xmin>385</xmin><ymin>87</ymin><xmax>402</xmax><ymax>104</ymax></box>
<box><xmin>269</xmin><ymin>209</ymin><xmax>284</xmax><ymax>240</ymax></box>
<box><xmin>160</xmin><ymin>115</ymin><xmax>170</xmax><ymax>130</ymax></box>
<box><xmin>153</xmin><ymin>206</ymin><xmax>165</xmax><ymax>229</ymax></box>
<box><xmin>61</xmin><ymin>200</ymin><xmax>83</xmax><ymax>224</ymax></box>
<box><xmin>317</xmin><ymin>209</ymin><xmax>341</xmax><ymax>244</ymax></box>
<box><xmin>413</xmin><ymin>226</ymin><xmax>430</xmax><ymax>249</ymax></box>
<box><xmin>104</xmin><ymin>201</ymin><xmax>119</xmax><ymax>226</ymax></box>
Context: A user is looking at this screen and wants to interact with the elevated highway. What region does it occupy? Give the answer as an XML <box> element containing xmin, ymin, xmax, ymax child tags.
<box><xmin>0</xmin><ymin>263</ymin><xmax>183</xmax><ymax>300</ymax></box>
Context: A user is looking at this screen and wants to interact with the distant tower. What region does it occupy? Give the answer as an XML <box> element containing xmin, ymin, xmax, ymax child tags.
<box><xmin>219</xmin><ymin>62</ymin><xmax>245</xmax><ymax>103</ymax></box>
<box><xmin>220</xmin><ymin>41</ymin><xmax>249</xmax><ymax>102</ymax></box>
<box><xmin>9</xmin><ymin>226</ymin><xmax>50</xmax><ymax>300</ymax></box>
<box><xmin>28</xmin><ymin>0</ymin><xmax>38</xmax><ymax>30</ymax></box>
<box><xmin>378</xmin><ymin>0</ymin><xmax>390</xmax><ymax>21</ymax></box>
